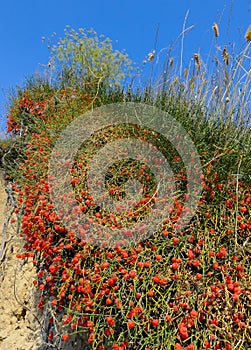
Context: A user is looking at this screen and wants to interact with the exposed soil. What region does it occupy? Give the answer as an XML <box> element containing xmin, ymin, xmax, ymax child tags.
<box><xmin>0</xmin><ymin>172</ymin><xmax>41</xmax><ymax>350</ymax></box>
<box><xmin>0</xmin><ymin>172</ymin><xmax>93</xmax><ymax>350</ymax></box>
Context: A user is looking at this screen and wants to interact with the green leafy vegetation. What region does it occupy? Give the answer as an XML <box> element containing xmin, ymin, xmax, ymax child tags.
<box><xmin>45</xmin><ymin>27</ymin><xmax>133</xmax><ymax>89</ymax></box>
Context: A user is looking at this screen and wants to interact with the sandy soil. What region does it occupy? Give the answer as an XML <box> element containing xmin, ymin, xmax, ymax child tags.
<box><xmin>0</xmin><ymin>172</ymin><xmax>91</xmax><ymax>350</ymax></box>
<box><xmin>0</xmin><ymin>172</ymin><xmax>41</xmax><ymax>350</ymax></box>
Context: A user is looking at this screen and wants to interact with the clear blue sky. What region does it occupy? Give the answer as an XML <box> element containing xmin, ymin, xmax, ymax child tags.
<box><xmin>0</xmin><ymin>0</ymin><xmax>250</xmax><ymax>134</ymax></box>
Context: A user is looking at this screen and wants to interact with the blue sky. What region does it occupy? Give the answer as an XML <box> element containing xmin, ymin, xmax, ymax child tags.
<box><xmin>0</xmin><ymin>0</ymin><xmax>250</xmax><ymax>135</ymax></box>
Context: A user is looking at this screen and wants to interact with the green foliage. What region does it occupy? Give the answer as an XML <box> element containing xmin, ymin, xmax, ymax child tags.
<box><xmin>0</xmin><ymin>137</ymin><xmax>13</xmax><ymax>168</ymax></box>
<box><xmin>47</xmin><ymin>26</ymin><xmax>133</xmax><ymax>88</ymax></box>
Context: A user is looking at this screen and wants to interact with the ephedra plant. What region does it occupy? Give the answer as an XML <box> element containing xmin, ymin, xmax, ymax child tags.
<box><xmin>1</xmin><ymin>24</ymin><xmax>251</xmax><ymax>349</ymax></box>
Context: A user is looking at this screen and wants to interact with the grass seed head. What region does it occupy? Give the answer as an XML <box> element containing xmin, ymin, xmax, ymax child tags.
<box><xmin>212</xmin><ymin>23</ymin><xmax>219</xmax><ymax>37</ymax></box>
<box><xmin>148</xmin><ymin>51</ymin><xmax>155</xmax><ymax>62</ymax></box>
<box><xmin>245</xmin><ymin>25</ymin><xmax>251</xmax><ymax>42</ymax></box>
<box><xmin>222</xmin><ymin>46</ymin><xmax>230</xmax><ymax>65</ymax></box>
<box><xmin>194</xmin><ymin>53</ymin><xmax>200</xmax><ymax>64</ymax></box>
<box><xmin>194</xmin><ymin>53</ymin><xmax>201</xmax><ymax>72</ymax></box>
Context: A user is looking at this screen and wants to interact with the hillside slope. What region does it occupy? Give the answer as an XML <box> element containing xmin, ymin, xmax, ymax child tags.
<box><xmin>0</xmin><ymin>173</ymin><xmax>41</xmax><ymax>350</ymax></box>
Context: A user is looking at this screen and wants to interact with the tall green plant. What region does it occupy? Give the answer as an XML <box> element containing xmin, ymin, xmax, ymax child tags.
<box><xmin>45</xmin><ymin>26</ymin><xmax>133</xmax><ymax>88</ymax></box>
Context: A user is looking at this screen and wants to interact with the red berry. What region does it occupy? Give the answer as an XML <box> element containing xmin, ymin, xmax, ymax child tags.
<box><xmin>172</xmin><ymin>262</ymin><xmax>179</xmax><ymax>270</ymax></box>
<box><xmin>127</xmin><ymin>320</ymin><xmax>135</xmax><ymax>329</ymax></box>
<box><xmin>165</xmin><ymin>314</ymin><xmax>172</xmax><ymax>322</ymax></box>
<box><xmin>62</xmin><ymin>334</ymin><xmax>69</xmax><ymax>341</ymax></box>
<box><xmin>190</xmin><ymin>309</ymin><xmax>198</xmax><ymax>319</ymax></box>
<box><xmin>155</xmin><ymin>254</ymin><xmax>162</xmax><ymax>261</ymax></box>
<box><xmin>106</xmin><ymin>316</ymin><xmax>115</xmax><ymax>327</ymax></box>
<box><xmin>151</xmin><ymin>319</ymin><xmax>159</xmax><ymax>327</ymax></box>
<box><xmin>147</xmin><ymin>290</ymin><xmax>154</xmax><ymax>297</ymax></box>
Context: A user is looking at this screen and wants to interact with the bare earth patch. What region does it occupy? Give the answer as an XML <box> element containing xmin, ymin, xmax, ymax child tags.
<box><xmin>0</xmin><ymin>173</ymin><xmax>41</xmax><ymax>350</ymax></box>
<box><xmin>0</xmin><ymin>173</ymin><xmax>89</xmax><ymax>350</ymax></box>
